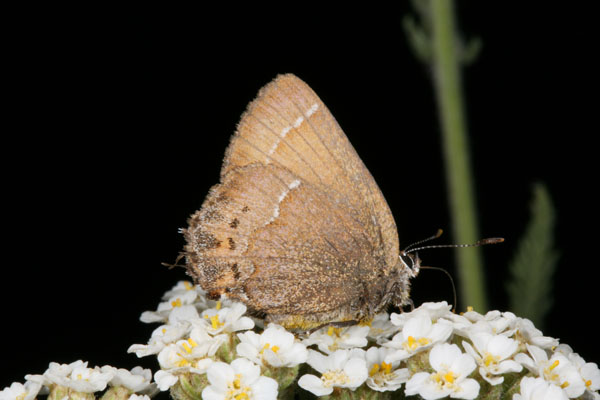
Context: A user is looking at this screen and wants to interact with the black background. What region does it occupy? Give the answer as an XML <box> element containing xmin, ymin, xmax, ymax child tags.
<box><xmin>3</xmin><ymin>3</ymin><xmax>598</xmax><ymax>389</ymax></box>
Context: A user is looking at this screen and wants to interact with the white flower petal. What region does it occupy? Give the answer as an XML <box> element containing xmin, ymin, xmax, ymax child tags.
<box><xmin>497</xmin><ymin>359</ymin><xmax>523</xmax><ymax>374</ymax></box>
<box><xmin>451</xmin><ymin>353</ymin><xmax>477</xmax><ymax>377</ymax></box>
<box><xmin>517</xmin><ymin>376</ymin><xmax>568</xmax><ymax>400</ymax></box>
<box><xmin>461</xmin><ymin>341</ymin><xmax>480</xmax><ymax>362</ymax></box>
<box><xmin>306</xmin><ymin>349</ymin><xmax>329</xmax><ymax>373</ymax></box>
<box><xmin>429</xmin><ymin>343</ymin><xmax>461</xmax><ymax>371</ymax></box>
<box><xmin>454</xmin><ymin>378</ymin><xmax>480</xmax><ymax>399</ymax></box>
<box><xmin>515</xmin><ymin>352</ymin><xmax>536</xmax><ymax>371</ymax></box>
<box><xmin>206</xmin><ymin>362</ymin><xmax>234</xmax><ymax>390</ymax></box>
<box><xmin>403</xmin><ymin>312</ymin><xmax>432</xmax><ymax>337</ymax></box>
<box><xmin>404</xmin><ymin>372</ymin><xmax>430</xmax><ymax>396</ymax></box>
<box><xmin>154</xmin><ymin>370</ymin><xmax>178</xmax><ymax>391</ymax></box>
<box><xmin>201</xmin><ymin>385</ymin><xmax>225</xmax><ymax>400</ymax></box>
<box><xmin>237</xmin><ymin>330</ymin><xmax>261</xmax><ymax>348</ymax></box>
<box><xmin>298</xmin><ymin>374</ymin><xmax>332</xmax><ymax>397</ymax></box>
<box><xmin>236</xmin><ymin>342</ymin><xmax>260</xmax><ymax>363</ymax></box>
<box><xmin>429</xmin><ymin>319</ymin><xmax>454</xmax><ymax>342</ymax></box>
<box><xmin>231</xmin><ymin>358</ymin><xmax>260</xmax><ymax>385</ymax></box>
<box><xmin>581</xmin><ymin>361</ymin><xmax>600</xmax><ymax>391</ymax></box>
<box><xmin>231</xmin><ymin>316</ymin><xmax>255</xmax><ymax>332</ymax></box>
<box><xmin>343</xmin><ymin>358</ymin><xmax>368</xmax><ymax>387</ymax></box>
<box><xmin>383</xmin><ymin>348</ymin><xmax>410</xmax><ymax>363</ymax></box>
<box><xmin>487</xmin><ymin>335</ymin><xmax>518</xmax><ymax>359</ymax></box>
<box><xmin>479</xmin><ymin>368</ymin><xmax>504</xmax><ymax>386</ymax></box>
<box><xmin>250</xmin><ymin>376</ymin><xmax>278</xmax><ymax>400</ymax></box>
<box><xmin>419</xmin><ymin>380</ymin><xmax>450</xmax><ymax>400</ymax></box>
<box><xmin>285</xmin><ymin>342</ymin><xmax>309</xmax><ymax>365</ymax></box>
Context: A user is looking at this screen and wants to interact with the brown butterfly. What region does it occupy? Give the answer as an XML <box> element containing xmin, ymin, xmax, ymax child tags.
<box><xmin>182</xmin><ymin>74</ymin><xmax>417</xmax><ymax>330</ymax></box>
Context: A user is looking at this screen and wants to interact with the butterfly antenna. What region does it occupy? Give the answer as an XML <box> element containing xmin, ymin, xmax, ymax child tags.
<box><xmin>402</xmin><ymin>228</ymin><xmax>444</xmax><ymax>253</ymax></box>
<box><xmin>405</xmin><ymin>237</ymin><xmax>504</xmax><ymax>254</ymax></box>
<box><xmin>419</xmin><ymin>264</ymin><xmax>458</xmax><ymax>312</ymax></box>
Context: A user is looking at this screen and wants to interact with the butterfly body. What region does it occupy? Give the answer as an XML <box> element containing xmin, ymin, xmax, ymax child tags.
<box><xmin>183</xmin><ymin>74</ymin><xmax>416</xmax><ymax>330</ymax></box>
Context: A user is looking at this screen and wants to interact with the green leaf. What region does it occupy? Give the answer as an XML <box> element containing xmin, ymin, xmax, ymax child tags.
<box><xmin>506</xmin><ymin>183</ymin><xmax>559</xmax><ymax>328</ymax></box>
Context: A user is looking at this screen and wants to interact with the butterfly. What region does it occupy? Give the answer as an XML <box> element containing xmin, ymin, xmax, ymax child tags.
<box><xmin>182</xmin><ymin>74</ymin><xmax>417</xmax><ymax>330</ymax></box>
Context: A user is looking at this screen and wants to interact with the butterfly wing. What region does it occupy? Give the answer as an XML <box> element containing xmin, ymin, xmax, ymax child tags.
<box><xmin>223</xmin><ymin>74</ymin><xmax>399</xmax><ymax>268</ymax></box>
<box><xmin>184</xmin><ymin>74</ymin><xmax>400</xmax><ymax>328</ymax></box>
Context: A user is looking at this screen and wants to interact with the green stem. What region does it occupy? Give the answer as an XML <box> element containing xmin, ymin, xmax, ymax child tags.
<box><xmin>430</xmin><ymin>0</ymin><xmax>487</xmax><ymax>311</ymax></box>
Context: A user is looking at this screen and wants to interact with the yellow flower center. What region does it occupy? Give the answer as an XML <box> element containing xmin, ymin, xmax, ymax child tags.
<box><xmin>260</xmin><ymin>343</ymin><xmax>280</xmax><ymax>354</ymax></box>
<box><xmin>543</xmin><ymin>359</ymin><xmax>560</xmax><ymax>381</ymax></box>
<box><xmin>183</xmin><ymin>281</ymin><xmax>193</xmax><ymax>290</ymax></box>
<box><xmin>403</xmin><ymin>335</ymin><xmax>431</xmax><ymax>351</ymax></box>
<box><xmin>204</xmin><ymin>313</ymin><xmax>224</xmax><ymax>330</ymax></box>
<box><xmin>321</xmin><ymin>370</ymin><xmax>350</xmax><ymax>387</ymax></box>
<box><xmin>369</xmin><ymin>362</ymin><xmax>392</xmax><ymax>377</ymax></box>
<box><xmin>182</xmin><ymin>337</ymin><xmax>198</xmax><ymax>353</ymax></box>
<box><xmin>543</xmin><ymin>359</ymin><xmax>571</xmax><ymax>389</ymax></box>
<box><xmin>431</xmin><ymin>369</ymin><xmax>458</xmax><ymax>390</ymax></box>
<box><xmin>483</xmin><ymin>352</ymin><xmax>500</xmax><ymax>367</ymax></box>
<box><xmin>171</xmin><ymin>298</ymin><xmax>182</xmax><ymax>308</ymax></box>
<box><xmin>176</xmin><ymin>358</ymin><xmax>190</xmax><ymax>367</ymax></box>
<box><xmin>227</xmin><ymin>374</ymin><xmax>251</xmax><ymax>400</ymax></box>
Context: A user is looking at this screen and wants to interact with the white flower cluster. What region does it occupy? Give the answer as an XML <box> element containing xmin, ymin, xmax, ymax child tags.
<box><xmin>125</xmin><ymin>281</ymin><xmax>599</xmax><ymax>400</ymax></box>
<box><xmin>7</xmin><ymin>280</ymin><xmax>596</xmax><ymax>400</ymax></box>
<box><xmin>128</xmin><ymin>281</ymin><xmax>312</xmax><ymax>398</ymax></box>
<box><xmin>1</xmin><ymin>361</ymin><xmax>156</xmax><ymax>400</ymax></box>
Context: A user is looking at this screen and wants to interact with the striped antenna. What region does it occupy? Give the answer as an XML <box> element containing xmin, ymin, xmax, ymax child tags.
<box><xmin>402</xmin><ymin>228</ymin><xmax>444</xmax><ymax>253</ymax></box>
<box><xmin>403</xmin><ymin>232</ymin><xmax>504</xmax><ymax>255</ymax></box>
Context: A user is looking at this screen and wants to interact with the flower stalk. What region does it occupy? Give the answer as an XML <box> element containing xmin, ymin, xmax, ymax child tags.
<box><xmin>405</xmin><ymin>0</ymin><xmax>487</xmax><ymax>311</ymax></box>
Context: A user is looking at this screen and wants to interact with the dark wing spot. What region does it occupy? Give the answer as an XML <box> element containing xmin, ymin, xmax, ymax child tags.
<box><xmin>216</xmin><ymin>193</ymin><xmax>228</xmax><ymax>203</ymax></box>
<box><xmin>231</xmin><ymin>263</ymin><xmax>240</xmax><ymax>280</ymax></box>
<box><xmin>196</xmin><ymin>229</ymin><xmax>221</xmax><ymax>249</ymax></box>
<box><xmin>202</xmin><ymin>207</ymin><xmax>223</xmax><ymax>222</ymax></box>
<box><xmin>241</xmin><ymin>206</ymin><xmax>250</xmax><ymax>213</ymax></box>
<box><xmin>229</xmin><ymin>218</ymin><xmax>239</xmax><ymax>229</ymax></box>
<box><xmin>228</xmin><ymin>237</ymin><xmax>236</xmax><ymax>250</ymax></box>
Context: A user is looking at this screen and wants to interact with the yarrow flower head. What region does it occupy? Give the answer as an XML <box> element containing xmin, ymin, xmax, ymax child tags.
<box><xmin>512</xmin><ymin>317</ymin><xmax>560</xmax><ymax>350</ymax></box>
<box><xmin>161</xmin><ymin>280</ymin><xmax>201</xmax><ymax>300</ymax></box>
<box><xmin>390</xmin><ymin>301</ymin><xmax>453</xmax><ymax>328</ymax></box>
<box><xmin>15</xmin><ymin>277</ymin><xmax>594</xmax><ymax>400</ymax></box>
<box><xmin>20</xmin><ymin>362</ymin><xmax>156</xmax><ymax>400</ymax></box>
<box><xmin>516</xmin><ymin>344</ymin><xmax>586</xmax><ymax>398</ymax></box>
<box><xmin>100</xmin><ymin>366</ymin><xmax>156</xmax><ymax>393</ymax></box>
<box><xmin>302</xmin><ymin>324</ymin><xmax>370</xmax><ymax>354</ymax></box>
<box><xmin>462</xmin><ymin>331</ymin><xmax>522</xmax><ymax>385</ymax></box>
<box><xmin>140</xmin><ymin>289</ymin><xmax>200</xmax><ymax>324</ymax></box>
<box><xmin>405</xmin><ymin>343</ymin><xmax>480</xmax><ymax>400</ymax></box>
<box><xmin>513</xmin><ymin>376</ymin><xmax>569</xmax><ymax>400</ymax></box>
<box><xmin>365</xmin><ymin>346</ymin><xmax>409</xmax><ymax>392</ymax></box>
<box><xmin>384</xmin><ymin>309</ymin><xmax>453</xmax><ymax>363</ymax></box>
<box><xmin>157</xmin><ymin>326</ymin><xmax>226</xmax><ymax>373</ymax></box>
<box><xmin>298</xmin><ymin>349</ymin><xmax>368</xmax><ymax>396</ymax></box>
<box><xmin>25</xmin><ymin>360</ymin><xmax>114</xmax><ymax>393</ymax></box>
<box><xmin>0</xmin><ymin>381</ymin><xmax>42</xmax><ymax>400</ymax></box>
<box><xmin>556</xmin><ymin>344</ymin><xmax>600</xmax><ymax>395</ymax></box>
<box><xmin>236</xmin><ymin>323</ymin><xmax>308</xmax><ymax>367</ymax></box>
<box><xmin>367</xmin><ymin>312</ymin><xmax>400</xmax><ymax>343</ymax></box>
<box><xmin>128</xmin><ymin>322</ymin><xmax>190</xmax><ymax>358</ymax></box>
<box><xmin>199</xmin><ymin>302</ymin><xmax>255</xmax><ymax>335</ymax></box>
<box><xmin>202</xmin><ymin>358</ymin><xmax>278</xmax><ymax>400</ymax></box>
